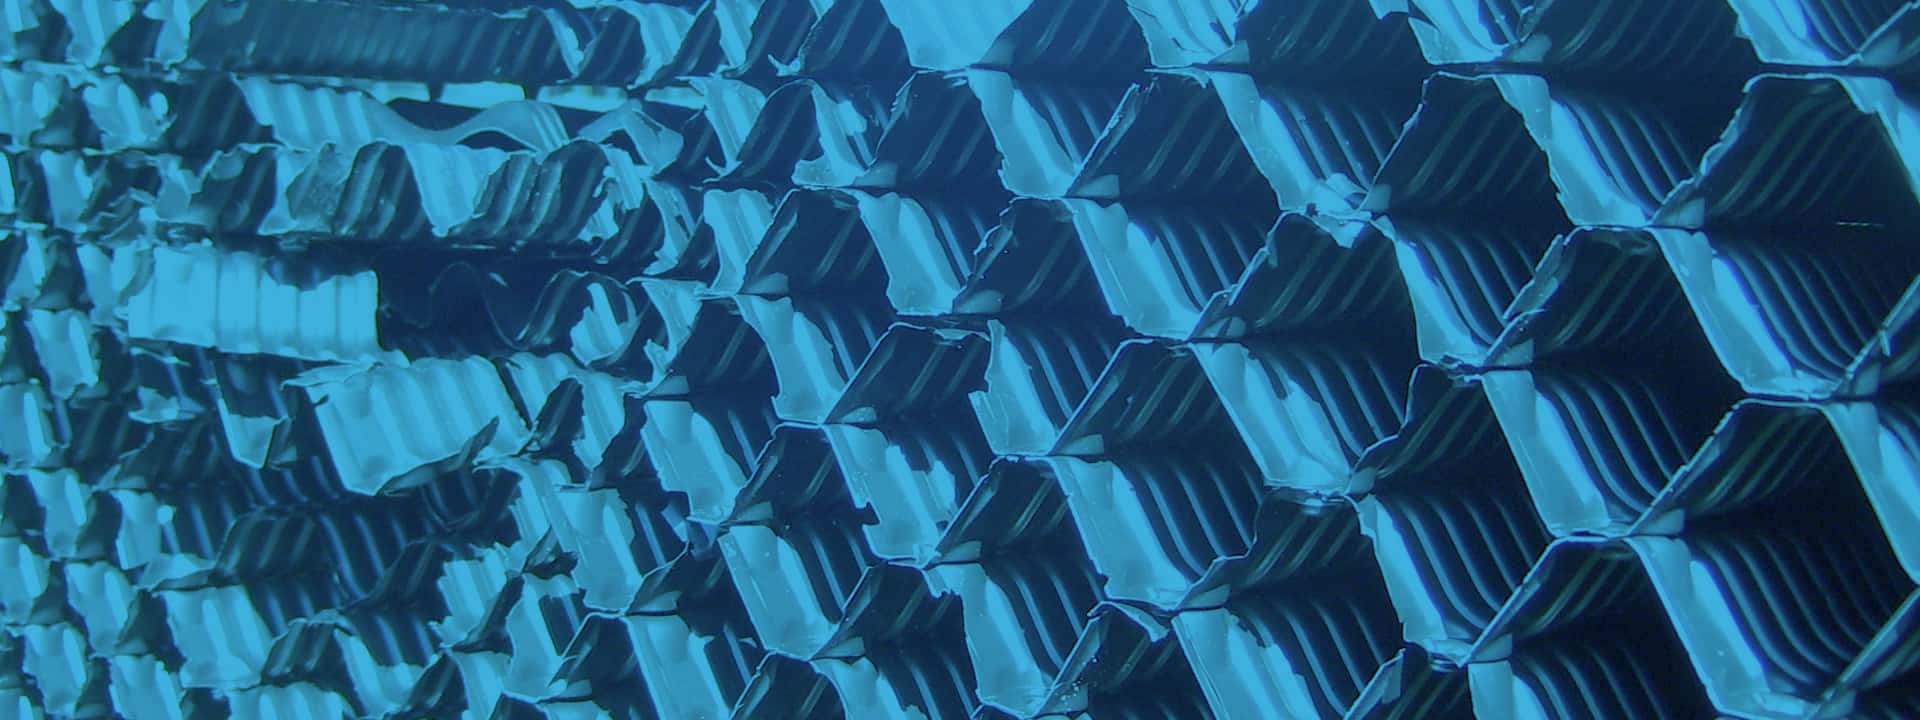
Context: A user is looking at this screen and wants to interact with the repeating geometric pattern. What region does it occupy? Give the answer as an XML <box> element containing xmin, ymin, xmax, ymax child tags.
<box><xmin>3</xmin><ymin>1</ymin><xmax>1920</xmax><ymax>718</ymax></box>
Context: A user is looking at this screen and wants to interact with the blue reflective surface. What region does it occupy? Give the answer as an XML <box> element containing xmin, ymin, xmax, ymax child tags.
<box><xmin>4</xmin><ymin>1</ymin><xmax>1920</xmax><ymax>719</ymax></box>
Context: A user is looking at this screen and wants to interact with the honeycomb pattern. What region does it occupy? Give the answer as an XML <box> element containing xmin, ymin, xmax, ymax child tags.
<box><xmin>4</xmin><ymin>1</ymin><xmax>1920</xmax><ymax>718</ymax></box>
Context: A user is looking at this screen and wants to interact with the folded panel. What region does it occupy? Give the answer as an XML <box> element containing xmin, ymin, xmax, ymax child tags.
<box><xmin>12</xmin><ymin>3</ymin><xmax>1920</xmax><ymax>719</ymax></box>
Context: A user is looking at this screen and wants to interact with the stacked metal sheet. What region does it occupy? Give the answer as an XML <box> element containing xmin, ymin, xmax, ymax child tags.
<box><xmin>4</xmin><ymin>0</ymin><xmax>1920</xmax><ymax>718</ymax></box>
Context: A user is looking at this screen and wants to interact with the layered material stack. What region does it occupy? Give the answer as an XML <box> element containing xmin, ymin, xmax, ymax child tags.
<box><xmin>5</xmin><ymin>0</ymin><xmax>1920</xmax><ymax>718</ymax></box>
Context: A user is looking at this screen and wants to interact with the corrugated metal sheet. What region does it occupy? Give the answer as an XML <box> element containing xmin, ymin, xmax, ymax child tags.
<box><xmin>7</xmin><ymin>1</ymin><xmax>1920</xmax><ymax>719</ymax></box>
